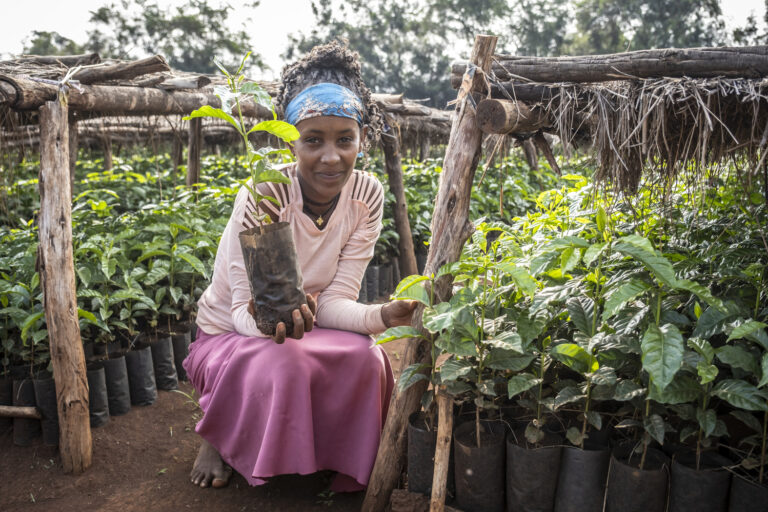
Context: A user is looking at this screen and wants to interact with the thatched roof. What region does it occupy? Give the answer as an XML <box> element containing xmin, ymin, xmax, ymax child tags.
<box><xmin>453</xmin><ymin>45</ymin><xmax>768</xmax><ymax>192</ymax></box>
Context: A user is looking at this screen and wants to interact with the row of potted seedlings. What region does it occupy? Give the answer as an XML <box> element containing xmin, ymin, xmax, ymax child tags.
<box><xmin>0</xmin><ymin>174</ymin><xmax>232</xmax><ymax>445</ymax></box>
<box><xmin>381</xmin><ymin>174</ymin><xmax>768</xmax><ymax>512</ymax></box>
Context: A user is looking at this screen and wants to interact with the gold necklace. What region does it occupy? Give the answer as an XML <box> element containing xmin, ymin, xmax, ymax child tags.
<box><xmin>303</xmin><ymin>194</ymin><xmax>340</xmax><ymax>227</ymax></box>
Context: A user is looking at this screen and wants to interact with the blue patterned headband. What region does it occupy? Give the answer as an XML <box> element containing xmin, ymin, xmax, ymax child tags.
<box><xmin>284</xmin><ymin>82</ymin><xmax>364</xmax><ymax>126</ymax></box>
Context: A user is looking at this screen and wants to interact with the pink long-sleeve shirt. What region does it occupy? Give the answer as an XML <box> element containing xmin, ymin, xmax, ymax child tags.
<box><xmin>196</xmin><ymin>163</ymin><xmax>387</xmax><ymax>338</ymax></box>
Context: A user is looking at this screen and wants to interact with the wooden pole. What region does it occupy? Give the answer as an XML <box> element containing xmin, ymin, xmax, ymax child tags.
<box><xmin>451</xmin><ymin>45</ymin><xmax>768</xmax><ymax>83</ymax></box>
<box><xmin>186</xmin><ymin>117</ymin><xmax>202</xmax><ymax>187</ymax></box>
<box><xmin>0</xmin><ymin>405</ymin><xmax>42</xmax><ymax>419</ymax></box>
<box><xmin>68</xmin><ymin>114</ymin><xmax>78</xmax><ymax>196</ymax></box>
<box><xmin>39</xmin><ymin>96</ymin><xmax>92</xmax><ymax>474</ymax></box>
<box><xmin>0</xmin><ymin>75</ymin><xmax>272</xmax><ymax>118</ymax></box>
<box><xmin>101</xmin><ymin>135</ymin><xmax>113</xmax><ymax>171</ymax></box>
<box><xmin>476</xmin><ymin>99</ymin><xmax>551</xmax><ymax>134</ymax></box>
<box><xmin>429</xmin><ymin>390</ymin><xmax>454</xmax><ymax>512</ymax></box>
<box><xmin>362</xmin><ymin>34</ymin><xmax>497</xmax><ymax>512</ymax></box>
<box><xmin>380</xmin><ymin>120</ymin><xmax>419</xmax><ymax>277</ymax></box>
<box><xmin>172</xmin><ymin>136</ymin><xmax>183</xmax><ymax>176</ymax></box>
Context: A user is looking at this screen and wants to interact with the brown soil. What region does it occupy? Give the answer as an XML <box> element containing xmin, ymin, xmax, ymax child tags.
<box><xmin>0</xmin><ymin>338</ymin><xmax>409</xmax><ymax>512</ymax></box>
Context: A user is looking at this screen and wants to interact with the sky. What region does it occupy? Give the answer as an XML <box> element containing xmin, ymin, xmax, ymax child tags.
<box><xmin>0</xmin><ymin>0</ymin><xmax>765</xmax><ymax>80</ymax></box>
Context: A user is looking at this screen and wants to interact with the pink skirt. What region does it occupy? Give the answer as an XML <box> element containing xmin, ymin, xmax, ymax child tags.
<box><xmin>183</xmin><ymin>327</ymin><xmax>394</xmax><ymax>491</ymax></box>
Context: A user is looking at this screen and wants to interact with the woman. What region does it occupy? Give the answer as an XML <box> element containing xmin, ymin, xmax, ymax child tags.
<box><xmin>183</xmin><ymin>41</ymin><xmax>416</xmax><ymax>491</ymax></box>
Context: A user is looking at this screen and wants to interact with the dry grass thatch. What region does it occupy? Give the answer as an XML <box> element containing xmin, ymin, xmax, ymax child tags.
<box><xmin>507</xmin><ymin>76</ymin><xmax>768</xmax><ymax>192</ymax></box>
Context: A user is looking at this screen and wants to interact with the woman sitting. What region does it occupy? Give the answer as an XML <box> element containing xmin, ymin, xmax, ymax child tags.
<box><xmin>183</xmin><ymin>41</ymin><xmax>416</xmax><ymax>492</ymax></box>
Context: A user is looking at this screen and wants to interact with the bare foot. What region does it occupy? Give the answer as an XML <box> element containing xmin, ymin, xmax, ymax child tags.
<box><xmin>190</xmin><ymin>438</ymin><xmax>233</xmax><ymax>488</ymax></box>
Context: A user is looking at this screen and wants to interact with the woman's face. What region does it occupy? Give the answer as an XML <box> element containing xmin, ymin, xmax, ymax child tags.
<box><xmin>292</xmin><ymin>115</ymin><xmax>364</xmax><ymax>203</ymax></box>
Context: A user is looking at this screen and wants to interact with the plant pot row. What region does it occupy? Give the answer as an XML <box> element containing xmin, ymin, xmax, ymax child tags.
<box><xmin>358</xmin><ymin>260</ymin><xmax>401</xmax><ymax>303</ymax></box>
<box><xmin>408</xmin><ymin>415</ymin><xmax>768</xmax><ymax>512</ymax></box>
<box><xmin>0</xmin><ymin>328</ymin><xmax>191</xmax><ymax>446</ymax></box>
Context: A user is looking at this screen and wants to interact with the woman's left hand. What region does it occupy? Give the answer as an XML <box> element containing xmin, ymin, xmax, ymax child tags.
<box><xmin>381</xmin><ymin>300</ymin><xmax>418</xmax><ymax>328</ymax></box>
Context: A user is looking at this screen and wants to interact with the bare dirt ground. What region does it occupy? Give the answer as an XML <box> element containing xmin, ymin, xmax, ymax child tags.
<box><xmin>0</xmin><ymin>338</ymin><xmax>409</xmax><ymax>512</ymax></box>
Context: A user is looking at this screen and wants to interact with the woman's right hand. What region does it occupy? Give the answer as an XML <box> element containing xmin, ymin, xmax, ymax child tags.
<box><xmin>248</xmin><ymin>293</ymin><xmax>317</xmax><ymax>344</ymax></box>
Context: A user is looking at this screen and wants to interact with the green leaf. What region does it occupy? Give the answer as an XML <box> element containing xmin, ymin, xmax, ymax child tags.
<box><xmin>20</xmin><ymin>311</ymin><xmax>44</xmax><ymax>342</ymax></box>
<box><xmin>614</xmin><ymin>236</ymin><xmax>677</xmax><ymax>288</ymax></box>
<box><xmin>697</xmin><ymin>361</ymin><xmax>719</xmax><ymax>385</ymax></box>
<box><xmin>586</xmin><ymin>410</ymin><xmax>602</xmax><ymax>430</ymax></box>
<box><xmin>440</xmin><ymin>358</ymin><xmax>473</xmax><ymax>381</ymax></box>
<box><xmin>687</xmin><ymin>337</ymin><xmax>715</xmax><ymax>364</ymax></box>
<box><xmin>566</xmin><ymin>426</ymin><xmax>586</xmax><ymax>446</ymax></box>
<box><xmin>567</xmin><ymin>296</ymin><xmax>595</xmax><ymax>336</ymax></box>
<box><xmin>728</xmin><ymin>319</ymin><xmax>768</xmax><ymax>342</ymax></box>
<box><xmin>648</xmin><ymin>374</ymin><xmax>701</xmax><ymax>404</ymax></box>
<box><xmin>596</xmin><ymin>205</ymin><xmax>607</xmax><ymax>233</ymax></box>
<box><xmin>614</xmin><ymin>380</ymin><xmax>645</xmax><ymax>401</ymax></box>
<box><xmin>169</xmin><ymin>286</ymin><xmax>182</xmax><ymax>305</ymax></box>
<box><xmin>591</xmin><ymin>366</ymin><xmax>617</xmax><ymax>386</ymax></box>
<box><xmin>485</xmin><ymin>331</ymin><xmax>524</xmax><ymax>353</ymax></box>
<box><xmin>183</xmin><ymin>106</ymin><xmax>240</xmax><ymax>133</ymax></box>
<box><xmin>555</xmin><ymin>385</ymin><xmax>586</xmax><ymax>408</ymax></box>
<box><xmin>176</xmin><ymin>252</ymin><xmax>207</xmax><ymax>278</ymax></box>
<box><xmin>644</xmin><ymin>414</ymin><xmax>666</xmax><ymax>444</ymax></box>
<box><xmin>602</xmin><ymin>279</ymin><xmax>651</xmax><ymax>321</ymax></box>
<box><xmin>247</xmin><ymin>120</ymin><xmax>300</xmax><ymax>142</ymax></box>
<box><xmin>374</xmin><ymin>326</ymin><xmax>421</xmax><ymax>345</ymax></box>
<box><xmin>497</xmin><ymin>263</ymin><xmax>537</xmax><ymax>296</ymax></box>
<box><xmin>397</xmin><ymin>363</ymin><xmax>429</xmax><ymax>394</ymax></box>
<box><xmin>392</xmin><ymin>275</ymin><xmax>430</xmax><ymax>306</ymax></box>
<box><xmin>716</xmin><ymin>345</ymin><xmax>759</xmax><ymax>375</ymax></box>
<box><xmin>675</xmin><ymin>279</ymin><xmax>727</xmax><ymax>314</ymax></box>
<box><xmin>696</xmin><ymin>408</ymin><xmax>717</xmax><ymax>438</ymax></box>
<box><xmin>507</xmin><ymin>373</ymin><xmax>542</xmax><ymax>398</ymax></box>
<box><xmin>551</xmin><ymin>343</ymin><xmax>599</xmax><ymax>374</ymax></box>
<box><xmin>641</xmin><ymin>323</ymin><xmax>684</xmax><ymax>391</ymax></box>
<box><xmin>760</xmin><ymin>353</ymin><xmax>768</xmax><ymax>388</ymax></box>
<box><xmin>712</xmin><ymin>380</ymin><xmax>768</xmax><ymax>411</ymax></box>
<box><xmin>486</xmin><ymin>350</ymin><xmax>535</xmax><ymax>371</ymax></box>
<box><xmin>559</xmin><ymin>246</ymin><xmax>580</xmax><ymax>274</ymax></box>
<box><xmin>583</xmin><ymin>242</ymin><xmax>607</xmax><ymax>267</ymax></box>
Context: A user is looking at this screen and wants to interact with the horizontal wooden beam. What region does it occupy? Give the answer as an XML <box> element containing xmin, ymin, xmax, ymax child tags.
<box><xmin>452</xmin><ymin>45</ymin><xmax>768</xmax><ymax>84</ymax></box>
<box><xmin>72</xmin><ymin>55</ymin><xmax>171</xmax><ymax>85</ymax></box>
<box><xmin>0</xmin><ymin>74</ymin><xmax>271</xmax><ymax>118</ymax></box>
<box><xmin>476</xmin><ymin>98</ymin><xmax>551</xmax><ymax>134</ymax></box>
<box><xmin>1</xmin><ymin>54</ymin><xmax>101</xmax><ymax>67</ymax></box>
<box><xmin>0</xmin><ymin>405</ymin><xmax>42</xmax><ymax>419</ymax></box>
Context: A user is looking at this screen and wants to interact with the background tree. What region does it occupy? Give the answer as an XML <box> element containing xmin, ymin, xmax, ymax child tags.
<box><xmin>22</xmin><ymin>31</ymin><xmax>86</xmax><ymax>56</ymax></box>
<box><xmin>733</xmin><ymin>0</ymin><xmax>768</xmax><ymax>44</ymax></box>
<box><xmin>568</xmin><ymin>0</ymin><xmax>725</xmax><ymax>54</ymax></box>
<box><xmin>85</xmin><ymin>0</ymin><xmax>264</xmax><ymax>73</ymax></box>
<box><xmin>284</xmin><ymin>0</ymin><xmax>508</xmax><ymax>108</ymax></box>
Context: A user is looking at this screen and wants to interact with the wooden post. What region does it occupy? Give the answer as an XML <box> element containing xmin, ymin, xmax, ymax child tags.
<box><xmin>68</xmin><ymin>114</ymin><xmax>78</xmax><ymax>196</ymax></box>
<box><xmin>171</xmin><ymin>135</ymin><xmax>183</xmax><ymax>175</ymax></box>
<box><xmin>429</xmin><ymin>390</ymin><xmax>454</xmax><ymax>512</ymax></box>
<box><xmin>381</xmin><ymin>120</ymin><xmax>419</xmax><ymax>277</ymax></box>
<box><xmin>186</xmin><ymin>117</ymin><xmax>202</xmax><ymax>187</ymax></box>
<box><xmin>101</xmin><ymin>135</ymin><xmax>113</xmax><ymax>171</ymax></box>
<box><xmin>362</xmin><ymin>34</ymin><xmax>497</xmax><ymax>512</ymax></box>
<box><xmin>39</xmin><ymin>97</ymin><xmax>92</xmax><ymax>474</ymax></box>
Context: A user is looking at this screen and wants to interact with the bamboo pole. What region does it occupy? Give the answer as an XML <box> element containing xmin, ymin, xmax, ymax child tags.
<box><xmin>429</xmin><ymin>390</ymin><xmax>454</xmax><ymax>512</ymax></box>
<box><xmin>38</xmin><ymin>96</ymin><xmax>92</xmax><ymax>474</ymax></box>
<box><xmin>362</xmin><ymin>34</ymin><xmax>498</xmax><ymax>512</ymax></box>
<box><xmin>380</xmin><ymin>119</ymin><xmax>419</xmax><ymax>277</ymax></box>
<box><xmin>0</xmin><ymin>405</ymin><xmax>42</xmax><ymax>419</ymax></box>
<box><xmin>186</xmin><ymin>117</ymin><xmax>202</xmax><ymax>187</ymax></box>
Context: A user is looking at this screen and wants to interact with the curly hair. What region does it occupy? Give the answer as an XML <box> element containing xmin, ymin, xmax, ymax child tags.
<box><xmin>276</xmin><ymin>39</ymin><xmax>382</xmax><ymax>149</ymax></box>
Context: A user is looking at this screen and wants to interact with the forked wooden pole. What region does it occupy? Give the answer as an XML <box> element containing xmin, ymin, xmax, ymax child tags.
<box><xmin>380</xmin><ymin>118</ymin><xmax>419</xmax><ymax>277</ymax></box>
<box><xmin>39</xmin><ymin>96</ymin><xmax>92</xmax><ymax>474</ymax></box>
<box><xmin>429</xmin><ymin>390</ymin><xmax>454</xmax><ymax>512</ymax></box>
<box><xmin>362</xmin><ymin>34</ymin><xmax>497</xmax><ymax>512</ymax></box>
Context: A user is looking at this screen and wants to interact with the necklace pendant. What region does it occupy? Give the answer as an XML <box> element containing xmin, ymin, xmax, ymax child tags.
<box><xmin>316</xmin><ymin>216</ymin><xmax>324</xmax><ymax>226</ymax></box>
